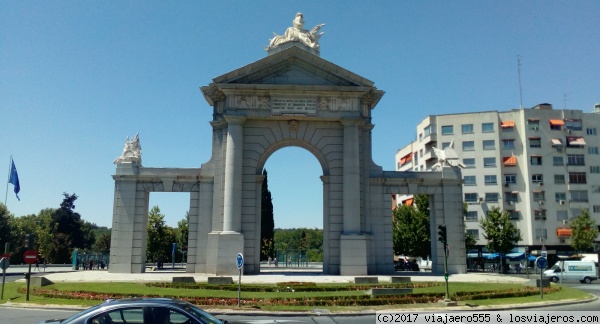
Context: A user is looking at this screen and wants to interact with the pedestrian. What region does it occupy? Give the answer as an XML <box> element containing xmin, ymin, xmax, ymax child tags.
<box><xmin>34</xmin><ymin>257</ymin><xmax>39</xmax><ymax>271</ymax></box>
<box><xmin>274</xmin><ymin>257</ymin><xmax>278</xmax><ymax>267</ymax></box>
<box><xmin>268</xmin><ymin>256</ymin><xmax>272</xmax><ymax>266</ymax></box>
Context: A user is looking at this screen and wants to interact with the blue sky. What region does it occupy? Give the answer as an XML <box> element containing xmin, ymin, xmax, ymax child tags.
<box><xmin>2</xmin><ymin>1</ymin><xmax>599</xmax><ymax>229</ymax></box>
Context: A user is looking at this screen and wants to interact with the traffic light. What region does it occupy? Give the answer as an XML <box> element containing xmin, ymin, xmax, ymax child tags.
<box><xmin>437</xmin><ymin>225</ymin><xmax>447</xmax><ymax>244</ymax></box>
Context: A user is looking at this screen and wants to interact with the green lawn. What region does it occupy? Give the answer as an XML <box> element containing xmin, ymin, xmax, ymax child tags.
<box><xmin>0</xmin><ymin>281</ymin><xmax>593</xmax><ymax>312</ymax></box>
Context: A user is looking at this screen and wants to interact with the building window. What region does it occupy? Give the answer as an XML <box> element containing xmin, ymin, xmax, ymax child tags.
<box><xmin>591</xmin><ymin>166</ymin><xmax>600</xmax><ymax>174</ymax></box>
<box><xmin>589</xmin><ymin>147</ymin><xmax>599</xmax><ymax>154</ymax></box>
<box><xmin>464</xmin><ymin>175</ymin><xmax>476</xmax><ymax>186</ymax></box>
<box><xmin>556</xmin><ymin>210</ymin><xmax>568</xmax><ymax>222</ymax></box>
<box><xmin>569</xmin><ymin>190</ymin><xmax>588</xmax><ymax>202</ymax></box>
<box><xmin>550</xmin><ymin>119</ymin><xmax>564</xmax><ymax>131</ymax></box>
<box><xmin>531</xmin><ymin>174</ymin><xmax>543</xmax><ymax>183</ymax></box>
<box><xmin>467</xmin><ymin>229</ymin><xmax>480</xmax><ymax>239</ymax></box>
<box><xmin>569</xmin><ymin>172</ymin><xmax>587</xmax><ymax>184</ymax></box>
<box><xmin>482</xmin><ymin>140</ymin><xmax>495</xmax><ymax>150</ymax></box>
<box><xmin>534</xmin><ymin>210</ymin><xmax>547</xmax><ymax>221</ymax></box>
<box><xmin>528</xmin><ymin>119</ymin><xmax>540</xmax><ymax>130</ymax></box>
<box><xmin>553</xmin><ymin>156</ymin><xmax>564</xmax><ymax>166</ymax></box>
<box><xmin>465</xmin><ymin>193</ymin><xmax>478</xmax><ymax>203</ymax></box>
<box><xmin>591</xmin><ymin>185</ymin><xmax>600</xmax><ymax>193</ymax></box>
<box><xmin>565</xmin><ymin>119</ymin><xmax>582</xmax><ymax>131</ymax></box>
<box><xmin>419</xmin><ymin>133</ymin><xmax>423</xmax><ymax>142</ymax></box>
<box><xmin>462</xmin><ymin>141</ymin><xmax>475</xmax><ymax>151</ymax></box>
<box><xmin>555</xmin><ymin>192</ymin><xmax>567</xmax><ymax>202</ymax></box>
<box><xmin>567</xmin><ymin>154</ymin><xmax>585</xmax><ymax>166</ymax></box>
<box><xmin>502</xmin><ymin>139</ymin><xmax>515</xmax><ymax>150</ymax></box>
<box><xmin>586</xmin><ymin>127</ymin><xmax>597</xmax><ymax>135</ymax></box>
<box><xmin>529</xmin><ymin>138</ymin><xmax>541</xmax><ymax>148</ymax></box>
<box><xmin>504</xmin><ymin>174</ymin><xmax>516</xmax><ymax>184</ymax></box>
<box><xmin>442</xmin><ymin>142</ymin><xmax>451</xmax><ymax>149</ymax></box>
<box><xmin>484</xmin><ymin>175</ymin><xmax>497</xmax><ymax>185</ymax></box>
<box><xmin>530</xmin><ymin>155</ymin><xmax>542</xmax><ymax>165</ymax></box>
<box><xmin>566</xmin><ymin>136</ymin><xmax>586</xmax><ymax>148</ymax></box>
<box><xmin>482</xmin><ymin>123</ymin><xmax>494</xmax><ymax>133</ymax></box>
<box><xmin>509</xmin><ymin>211</ymin><xmax>520</xmax><ymax>220</ymax></box>
<box><xmin>571</xmin><ymin>208</ymin><xmax>588</xmax><ymax>217</ymax></box>
<box><xmin>465</xmin><ymin>211</ymin><xmax>478</xmax><ymax>222</ymax></box>
<box><xmin>462</xmin><ymin>124</ymin><xmax>473</xmax><ymax>134</ymax></box>
<box><xmin>423</xmin><ymin>125</ymin><xmax>432</xmax><ymax>137</ymax></box>
<box><xmin>483</xmin><ymin>157</ymin><xmax>496</xmax><ymax>168</ymax></box>
<box><xmin>505</xmin><ymin>192</ymin><xmax>518</xmax><ymax>202</ymax></box>
<box><xmin>535</xmin><ymin>228</ymin><xmax>548</xmax><ymax>240</ymax></box>
<box><xmin>554</xmin><ymin>174</ymin><xmax>565</xmax><ymax>184</ymax></box>
<box><xmin>593</xmin><ymin>206</ymin><xmax>600</xmax><ymax>213</ymax></box>
<box><xmin>485</xmin><ymin>192</ymin><xmax>499</xmax><ymax>202</ymax></box>
<box><xmin>441</xmin><ymin>125</ymin><xmax>453</xmax><ymax>135</ymax></box>
<box><xmin>463</xmin><ymin>158</ymin><xmax>475</xmax><ymax>168</ymax></box>
<box><xmin>533</xmin><ymin>191</ymin><xmax>545</xmax><ymax>201</ymax></box>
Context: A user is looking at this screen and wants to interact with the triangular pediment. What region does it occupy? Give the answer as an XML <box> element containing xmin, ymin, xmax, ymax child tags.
<box><xmin>212</xmin><ymin>46</ymin><xmax>374</xmax><ymax>87</ymax></box>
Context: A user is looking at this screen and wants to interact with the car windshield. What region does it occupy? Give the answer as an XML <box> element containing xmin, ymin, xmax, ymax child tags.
<box><xmin>184</xmin><ymin>303</ymin><xmax>224</xmax><ymax>323</ymax></box>
<box><xmin>60</xmin><ymin>303</ymin><xmax>104</xmax><ymax>323</ymax></box>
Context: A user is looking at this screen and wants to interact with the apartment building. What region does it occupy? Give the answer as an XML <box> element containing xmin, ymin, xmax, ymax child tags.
<box><xmin>396</xmin><ymin>103</ymin><xmax>600</xmax><ymax>257</ymax></box>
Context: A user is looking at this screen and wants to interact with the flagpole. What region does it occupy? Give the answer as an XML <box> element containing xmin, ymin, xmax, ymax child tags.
<box><xmin>4</xmin><ymin>155</ymin><xmax>12</xmax><ymax>207</ymax></box>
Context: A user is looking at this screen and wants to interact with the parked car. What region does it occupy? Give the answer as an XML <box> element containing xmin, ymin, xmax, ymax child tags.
<box><xmin>394</xmin><ymin>260</ymin><xmax>420</xmax><ymax>271</ymax></box>
<box><xmin>40</xmin><ymin>297</ymin><xmax>228</xmax><ymax>324</ymax></box>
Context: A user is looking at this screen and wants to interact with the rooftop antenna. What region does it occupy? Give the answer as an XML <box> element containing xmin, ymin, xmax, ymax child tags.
<box><xmin>517</xmin><ymin>55</ymin><xmax>523</xmax><ymax>109</ymax></box>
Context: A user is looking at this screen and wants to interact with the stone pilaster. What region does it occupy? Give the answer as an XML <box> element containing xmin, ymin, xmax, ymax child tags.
<box><xmin>222</xmin><ymin>116</ymin><xmax>246</xmax><ymax>232</ymax></box>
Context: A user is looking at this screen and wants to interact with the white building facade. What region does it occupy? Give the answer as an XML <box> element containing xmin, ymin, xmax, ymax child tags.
<box><xmin>396</xmin><ymin>103</ymin><xmax>600</xmax><ymax>260</ymax></box>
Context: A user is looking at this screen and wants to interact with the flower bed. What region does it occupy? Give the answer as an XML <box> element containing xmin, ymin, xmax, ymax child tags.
<box><xmin>18</xmin><ymin>285</ymin><xmax>555</xmax><ymax>307</ymax></box>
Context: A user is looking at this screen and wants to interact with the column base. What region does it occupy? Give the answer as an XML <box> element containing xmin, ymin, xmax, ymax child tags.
<box><xmin>340</xmin><ymin>234</ymin><xmax>370</xmax><ymax>275</ymax></box>
<box><xmin>205</xmin><ymin>231</ymin><xmax>244</xmax><ymax>276</ymax></box>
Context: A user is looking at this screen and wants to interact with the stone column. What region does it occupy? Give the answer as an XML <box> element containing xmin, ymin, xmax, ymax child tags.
<box><xmin>340</xmin><ymin>120</ymin><xmax>368</xmax><ymax>275</ymax></box>
<box><xmin>223</xmin><ymin>116</ymin><xmax>245</xmax><ymax>232</ymax></box>
<box><xmin>342</xmin><ymin>120</ymin><xmax>361</xmax><ymax>233</ymax></box>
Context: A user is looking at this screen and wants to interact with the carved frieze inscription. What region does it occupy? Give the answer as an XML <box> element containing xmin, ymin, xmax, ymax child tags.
<box><xmin>272</xmin><ymin>97</ymin><xmax>317</xmax><ymax>115</ymax></box>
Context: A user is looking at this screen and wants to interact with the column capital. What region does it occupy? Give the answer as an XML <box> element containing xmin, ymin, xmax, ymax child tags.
<box><xmin>340</xmin><ymin>119</ymin><xmax>361</xmax><ymax>127</ymax></box>
<box><xmin>224</xmin><ymin>115</ymin><xmax>247</xmax><ymax>126</ymax></box>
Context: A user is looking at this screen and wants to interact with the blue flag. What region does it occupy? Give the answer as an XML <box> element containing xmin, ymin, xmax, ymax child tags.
<box><xmin>9</xmin><ymin>159</ymin><xmax>20</xmax><ymax>201</ymax></box>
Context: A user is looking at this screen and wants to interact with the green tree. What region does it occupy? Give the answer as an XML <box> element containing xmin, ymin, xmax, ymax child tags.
<box><xmin>175</xmin><ymin>212</ymin><xmax>189</xmax><ymax>262</ymax></box>
<box><xmin>392</xmin><ymin>194</ymin><xmax>431</xmax><ymax>258</ymax></box>
<box><xmin>260</xmin><ymin>169</ymin><xmax>274</xmax><ymax>260</ymax></box>
<box><xmin>0</xmin><ymin>203</ymin><xmax>16</xmax><ymax>251</ymax></box>
<box><xmin>273</xmin><ymin>228</ymin><xmax>323</xmax><ymax>262</ymax></box>
<box><xmin>465</xmin><ymin>231</ymin><xmax>477</xmax><ymax>251</ymax></box>
<box><xmin>146</xmin><ymin>206</ymin><xmax>171</xmax><ymax>262</ymax></box>
<box><xmin>463</xmin><ymin>202</ymin><xmax>477</xmax><ymax>251</ymax></box>
<box><xmin>93</xmin><ymin>232</ymin><xmax>112</xmax><ymax>253</ymax></box>
<box><xmin>50</xmin><ymin>193</ymin><xmax>93</xmax><ymax>263</ymax></box>
<box><xmin>570</xmin><ymin>209</ymin><xmax>599</xmax><ymax>253</ymax></box>
<box><xmin>479</xmin><ymin>207</ymin><xmax>521</xmax><ymax>271</ymax></box>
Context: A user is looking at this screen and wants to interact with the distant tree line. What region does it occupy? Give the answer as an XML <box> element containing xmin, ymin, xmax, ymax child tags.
<box><xmin>0</xmin><ymin>193</ymin><xmax>110</xmax><ymax>264</ymax></box>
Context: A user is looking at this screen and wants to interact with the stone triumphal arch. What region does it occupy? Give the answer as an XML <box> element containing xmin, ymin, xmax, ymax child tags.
<box><xmin>110</xmin><ymin>14</ymin><xmax>466</xmax><ymax>276</ymax></box>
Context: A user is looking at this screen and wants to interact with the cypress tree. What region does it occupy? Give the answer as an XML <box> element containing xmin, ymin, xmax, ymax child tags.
<box><xmin>260</xmin><ymin>169</ymin><xmax>275</xmax><ymax>260</ymax></box>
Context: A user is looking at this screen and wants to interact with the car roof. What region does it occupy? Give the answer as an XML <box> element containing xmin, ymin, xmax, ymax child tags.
<box><xmin>101</xmin><ymin>297</ymin><xmax>189</xmax><ymax>307</ymax></box>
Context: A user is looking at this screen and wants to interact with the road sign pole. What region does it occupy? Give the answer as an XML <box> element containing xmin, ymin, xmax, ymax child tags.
<box><xmin>26</xmin><ymin>263</ymin><xmax>31</xmax><ymax>301</ymax></box>
<box><xmin>1</xmin><ymin>243</ymin><xmax>8</xmax><ymax>299</ymax></box>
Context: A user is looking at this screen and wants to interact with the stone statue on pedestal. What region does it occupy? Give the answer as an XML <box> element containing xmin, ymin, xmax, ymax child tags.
<box><xmin>431</xmin><ymin>140</ymin><xmax>465</xmax><ymax>171</ymax></box>
<box><xmin>265</xmin><ymin>13</ymin><xmax>325</xmax><ymax>52</ymax></box>
<box><xmin>113</xmin><ymin>133</ymin><xmax>142</xmax><ymax>165</ymax></box>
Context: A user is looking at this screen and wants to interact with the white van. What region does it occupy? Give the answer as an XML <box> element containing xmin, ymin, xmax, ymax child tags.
<box><xmin>543</xmin><ymin>261</ymin><xmax>598</xmax><ymax>283</ymax></box>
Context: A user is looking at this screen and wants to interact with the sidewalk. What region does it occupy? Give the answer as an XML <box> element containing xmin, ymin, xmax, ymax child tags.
<box><xmin>12</xmin><ymin>265</ymin><xmax>532</xmax><ymax>284</ymax></box>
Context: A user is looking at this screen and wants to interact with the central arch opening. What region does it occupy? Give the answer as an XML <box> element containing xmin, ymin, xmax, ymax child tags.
<box><xmin>261</xmin><ymin>146</ymin><xmax>323</xmax><ymax>273</ymax></box>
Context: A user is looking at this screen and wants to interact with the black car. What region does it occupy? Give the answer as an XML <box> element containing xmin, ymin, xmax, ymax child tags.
<box><xmin>40</xmin><ymin>297</ymin><xmax>228</xmax><ymax>324</ymax></box>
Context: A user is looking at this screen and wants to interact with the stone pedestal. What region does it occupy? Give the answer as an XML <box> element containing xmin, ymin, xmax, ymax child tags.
<box><xmin>205</xmin><ymin>231</ymin><xmax>244</xmax><ymax>276</ymax></box>
<box><xmin>340</xmin><ymin>234</ymin><xmax>369</xmax><ymax>275</ymax></box>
